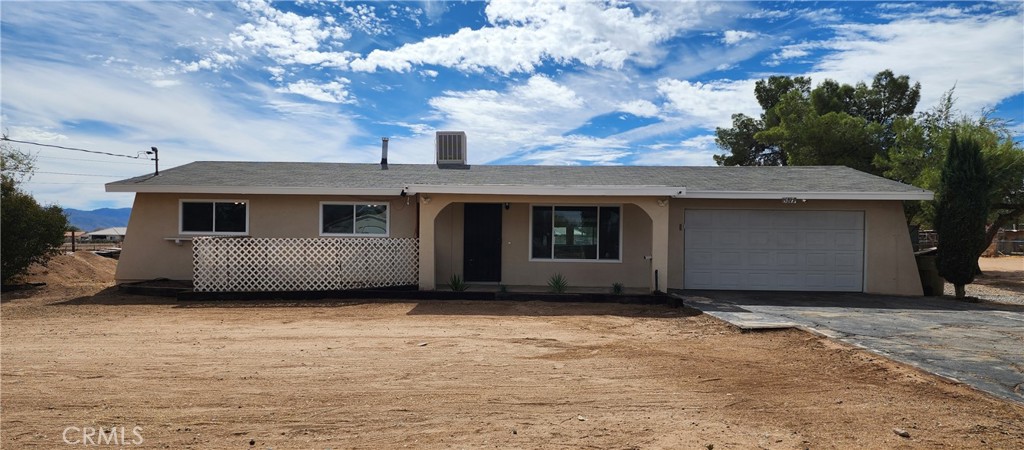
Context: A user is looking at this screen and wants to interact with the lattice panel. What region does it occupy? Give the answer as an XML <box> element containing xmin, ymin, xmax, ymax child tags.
<box><xmin>193</xmin><ymin>237</ymin><xmax>419</xmax><ymax>292</ymax></box>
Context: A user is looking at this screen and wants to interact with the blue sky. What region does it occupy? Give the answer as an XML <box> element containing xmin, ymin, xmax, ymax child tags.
<box><xmin>2</xmin><ymin>1</ymin><xmax>1022</xmax><ymax>210</ymax></box>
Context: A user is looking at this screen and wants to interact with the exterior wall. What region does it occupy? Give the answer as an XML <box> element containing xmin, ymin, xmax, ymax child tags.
<box><xmin>118</xmin><ymin>191</ymin><xmax>922</xmax><ymax>296</ymax></box>
<box><xmin>115</xmin><ymin>193</ymin><xmax>415</xmax><ymax>283</ymax></box>
<box><xmin>667</xmin><ymin>198</ymin><xmax>922</xmax><ymax>296</ymax></box>
<box><xmin>432</xmin><ymin>202</ymin><xmax>653</xmax><ymax>289</ymax></box>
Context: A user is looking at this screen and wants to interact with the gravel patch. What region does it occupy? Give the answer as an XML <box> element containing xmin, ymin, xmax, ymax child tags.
<box><xmin>942</xmin><ymin>282</ymin><xmax>1024</xmax><ymax>305</ymax></box>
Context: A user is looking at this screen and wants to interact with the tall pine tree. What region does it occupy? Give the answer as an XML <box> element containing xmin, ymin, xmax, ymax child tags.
<box><xmin>934</xmin><ymin>131</ymin><xmax>989</xmax><ymax>299</ymax></box>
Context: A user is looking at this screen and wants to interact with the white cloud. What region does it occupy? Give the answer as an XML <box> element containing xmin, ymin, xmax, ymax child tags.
<box><xmin>618</xmin><ymin>99</ymin><xmax>660</xmax><ymax>118</ymax></box>
<box><xmin>340</xmin><ymin>3</ymin><xmax>390</xmax><ymax>36</ymax></box>
<box><xmin>149</xmin><ymin>79</ymin><xmax>181</xmax><ymax>88</ymax></box>
<box><xmin>744</xmin><ymin>9</ymin><xmax>791</xmax><ymax>20</ymax></box>
<box><xmin>812</xmin><ymin>13</ymin><xmax>1024</xmax><ymax>114</ymax></box>
<box><xmin>631</xmin><ymin>134</ymin><xmax>719</xmax><ymax>166</ymax></box>
<box><xmin>515</xmin><ymin>135</ymin><xmax>631</xmax><ymax>165</ymax></box>
<box><xmin>656</xmin><ymin>78</ymin><xmax>760</xmax><ymax>129</ymax></box>
<box><xmin>419</xmin><ymin>69</ymin><xmax>438</xmax><ymax>78</ymax></box>
<box><xmin>722</xmin><ymin>30</ymin><xmax>758</xmax><ymax>45</ymax></box>
<box><xmin>1</xmin><ymin>59</ymin><xmax>364</xmax><ymax>208</ymax></box>
<box><xmin>276</xmin><ymin>78</ymin><xmax>354</xmax><ymax>103</ymax></box>
<box><xmin>350</xmin><ymin>0</ymin><xmax>710</xmax><ymax>73</ymax></box>
<box><xmin>764</xmin><ymin>42</ymin><xmax>821</xmax><ymax>67</ymax></box>
<box><xmin>230</xmin><ymin>0</ymin><xmax>354</xmax><ymax>68</ymax></box>
<box><xmin>420</xmin><ymin>75</ymin><xmax>592</xmax><ymax>163</ymax></box>
<box><xmin>802</xmin><ymin>8</ymin><xmax>842</xmax><ymax>23</ymax></box>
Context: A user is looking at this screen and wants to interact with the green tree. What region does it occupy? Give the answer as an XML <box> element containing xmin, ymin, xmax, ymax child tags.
<box><xmin>934</xmin><ymin>132</ymin><xmax>989</xmax><ymax>299</ymax></box>
<box><xmin>877</xmin><ymin>90</ymin><xmax>1024</xmax><ymax>246</ymax></box>
<box><xmin>1</xmin><ymin>140</ymin><xmax>69</xmax><ymax>285</ymax></box>
<box><xmin>714</xmin><ymin>70</ymin><xmax>920</xmax><ymax>175</ymax></box>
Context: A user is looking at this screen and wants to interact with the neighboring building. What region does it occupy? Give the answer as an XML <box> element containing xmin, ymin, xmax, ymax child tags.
<box><xmin>106</xmin><ymin>133</ymin><xmax>932</xmax><ymax>295</ymax></box>
<box><xmin>84</xmin><ymin>227</ymin><xmax>127</xmax><ymax>242</ymax></box>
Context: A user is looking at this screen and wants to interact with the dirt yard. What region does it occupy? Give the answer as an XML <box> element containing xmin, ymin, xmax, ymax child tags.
<box><xmin>2</xmin><ymin>254</ymin><xmax>1023</xmax><ymax>448</ymax></box>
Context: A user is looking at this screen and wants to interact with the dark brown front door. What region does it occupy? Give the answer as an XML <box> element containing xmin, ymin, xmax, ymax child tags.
<box><xmin>463</xmin><ymin>203</ymin><xmax>502</xmax><ymax>282</ymax></box>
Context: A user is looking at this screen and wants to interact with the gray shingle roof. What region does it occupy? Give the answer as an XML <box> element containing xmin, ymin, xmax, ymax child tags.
<box><xmin>106</xmin><ymin>161</ymin><xmax>931</xmax><ymax>198</ymax></box>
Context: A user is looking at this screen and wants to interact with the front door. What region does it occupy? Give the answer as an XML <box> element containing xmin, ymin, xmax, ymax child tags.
<box><xmin>463</xmin><ymin>203</ymin><xmax>502</xmax><ymax>282</ymax></box>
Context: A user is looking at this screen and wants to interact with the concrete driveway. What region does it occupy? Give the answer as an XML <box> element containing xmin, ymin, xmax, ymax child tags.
<box><xmin>675</xmin><ymin>291</ymin><xmax>1024</xmax><ymax>405</ymax></box>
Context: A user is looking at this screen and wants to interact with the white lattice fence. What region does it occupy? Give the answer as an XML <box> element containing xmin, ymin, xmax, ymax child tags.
<box><xmin>193</xmin><ymin>237</ymin><xmax>419</xmax><ymax>292</ymax></box>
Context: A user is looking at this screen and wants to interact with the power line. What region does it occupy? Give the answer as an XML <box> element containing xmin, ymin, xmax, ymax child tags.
<box><xmin>35</xmin><ymin>171</ymin><xmax>134</xmax><ymax>178</ymax></box>
<box><xmin>1</xmin><ymin>137</ymin><xmax>147</xmax><ymax>160</ymax></box>
<box><xmin>23</xmin><ymin>181</ymin><xmax>108</xmax><ymax>185</ymax></box>
<box><xmin>36</xmin><ymin>154</ymin><xmax>151</xmax><ymax>165</ymax></box>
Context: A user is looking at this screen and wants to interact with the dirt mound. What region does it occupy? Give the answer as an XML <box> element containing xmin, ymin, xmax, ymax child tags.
<box><xmin>20</xmin><ymin>252</ymin><xmax>117</xmax><ymax>286</ymax></box>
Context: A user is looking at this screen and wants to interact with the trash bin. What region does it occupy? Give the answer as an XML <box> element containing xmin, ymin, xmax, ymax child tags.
<box><xmin>914</xmin><ymin>250</ymin><xmax>944</xmax><ymax>296</ymax></box>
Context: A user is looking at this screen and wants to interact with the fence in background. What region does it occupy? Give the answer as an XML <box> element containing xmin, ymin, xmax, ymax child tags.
<box><xmin>59</xmin><ymin>243</ymin><xmax>120</xmax><ymax>253</ymax></box>
<box><xmin>192</xmin><ymin>237</ymin><xmax>419</xmax><ymax>292</ymax></box>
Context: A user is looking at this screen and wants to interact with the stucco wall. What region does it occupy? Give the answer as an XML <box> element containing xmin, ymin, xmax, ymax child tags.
<box><xmin>432</xmin><ymin>202</ymin><xmax>653</xmax><ymax>289</ymax></box>
<box><xmin>118</xmin><ymin>192</ymin><xmax>921</xmax><ymax>296</ymax></box>
<box><xmin>667</xmin><ymin>199</ymin><xmax>922</xmax><ymax>296</ymax></box>
<box><xmin>115</xmin><ymin>193</ymin><xmax>416</xmax><ymax>283</ymax></box>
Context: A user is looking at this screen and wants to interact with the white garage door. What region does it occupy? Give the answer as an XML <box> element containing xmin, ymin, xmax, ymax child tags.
<box><xmin>684</xmin><ymin>210</ymin><xmax>864</xmax><ymax>292</ymax></box>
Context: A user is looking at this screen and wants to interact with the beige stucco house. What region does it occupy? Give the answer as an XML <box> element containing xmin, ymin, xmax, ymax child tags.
<box><xmin>106</xmin><ymin>133</ymin><xmax>932</xmax><ymax>295</ymax></box>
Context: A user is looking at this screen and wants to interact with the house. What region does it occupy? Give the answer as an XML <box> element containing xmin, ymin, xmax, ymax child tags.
<box><xmin>106</xmin><ymin>132</ymin><xmax>932</xmax><ymax>295</ymax></box>
<box><xmin>84</xmin><ymin>227</ymin><xmax>127</xmax><ymax>242</ymax></box>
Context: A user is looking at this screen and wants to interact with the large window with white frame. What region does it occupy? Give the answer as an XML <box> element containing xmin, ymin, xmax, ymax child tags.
<box><xmin>531</xmin><ymin>205</ymin><xmax>621</xmax><ymax>261</ymax></box>
<box><xmin>180</xmin><ymin>200</ymin><xmax>248</xmax><ymax>235</ymax></box>
<box><xmin>320</xmin><ymin>202</ymin><xmax>389</xmax><ymax>236</ymax></box>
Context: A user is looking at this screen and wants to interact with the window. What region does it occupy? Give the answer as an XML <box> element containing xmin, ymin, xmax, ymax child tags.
<box><xmin>320</xmin><ymin>202</ymin><xmax>389</xmax><ymax>236</ymax></box>
<box><xmin>180</xmin><ymin>200</ymin><xmax>248</xmax><ymax>234</ymax></box>
<box><xmin>531</xmin><ymin>205</ymin><xmax>620</xmax><ymax>261</ymax></box>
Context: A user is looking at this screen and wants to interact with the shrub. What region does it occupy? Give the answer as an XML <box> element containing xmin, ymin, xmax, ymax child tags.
<box><xmin>447</xmin><ymin>274</ymin><xmax>468</xmax><ymax>292</ymax></box>
<box><xmin>547</xmin><ymin>273</ymin><xmax>568</xmax><ymax>294</ymax></box>
<box><xmin>1</xmin><ymin>179</ymin><xmax>69</xmax><ymax>285</ymax></box>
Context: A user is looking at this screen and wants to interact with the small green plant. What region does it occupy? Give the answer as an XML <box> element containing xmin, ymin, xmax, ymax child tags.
<box><xmin>611</xmin><ymin>282</ymin><xmax>624</xmax><ymax>295</ymax></box>
<box><xmin>547</xmin><ymin>273</ymin><xmax>568</xmax><ymax>294</ymax></box>
<box><xmin>498</xmin><ymin>284</ymin><xmax>508</xmax><ymax>293</ymax></box>
<box><xmin>447</xmin><ymin>274</ymin><xmax>468</xmax><ymax>292</ymax></box>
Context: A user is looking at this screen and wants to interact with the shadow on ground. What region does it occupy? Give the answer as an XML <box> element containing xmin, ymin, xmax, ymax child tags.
<box><xmin>678</xmin><ymin>290</ymin><xmax>1024</xmax><ymax>313</ymax></box>
<box><xmin>48</xmin><ymin>287</ymin><xmax>701</xmax><ymax>318</ymax></box>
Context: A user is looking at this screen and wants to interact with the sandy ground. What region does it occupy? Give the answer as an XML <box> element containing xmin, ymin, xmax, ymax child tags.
<box><xmin>2</xmin><ymin>254</ymin><xmax>1023</xmax><ymax>449</ymax></box>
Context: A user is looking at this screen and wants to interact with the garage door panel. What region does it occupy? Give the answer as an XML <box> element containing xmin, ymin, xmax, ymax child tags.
<box><xmin>834</xmin><ymin>273</ymin><xmax>862</xmax><ymax>290</ymax></box>
<box><xmin>748</xmin><ymin>251</ymin><xmax>771</xmax><ymax>266</ymax></box>
<box><xmin>777</xmin><ymin>251</ymin><xmax>800</xmax><ymax>267</ymax></box>
<box><xmin>685</xmin><ymin>210</ymin><xmax>864</xmax><ymax>292</ymax></box>
<box><xmin>805</xmin><ymin>252</ymin><xmax>831</xmax><ymax>267</ymax></box>
<box><xmin>687</xmin><ymin>230</ymin><xmax>714</xmax><ymax>249</ymax></box>
<box><xmin>685</xmin><ymin>250</ymin><xmax>714</xmax><ymax>266</ymax></box>
<box><xmin>835</xmin><ymin>252</ymin><xmax>863</xmax><ymax>269</ymax></box>
<box><xmin>714</xmin><ymin>251</ymin><xmax>744</xmax><ymax>266</ymax></box>
<box><xmin>747</xmin><ymin>230</ymin><xmax>771</xmax><ymax>247</ymax></box>
<box><xmin>834</xmin><ymin>231</ymin><xmax>863</xmax><ymax>249</ymax></box>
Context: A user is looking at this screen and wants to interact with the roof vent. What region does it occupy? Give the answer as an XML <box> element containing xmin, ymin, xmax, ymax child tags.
<box><xmin>435</xmin><ymin>131</ymin><xmax>467</xmax><ymax>166</ymax></box>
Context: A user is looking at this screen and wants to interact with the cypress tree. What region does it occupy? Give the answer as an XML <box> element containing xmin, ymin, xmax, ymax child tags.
<box><xmin>934</xmin><ymin>131</ymin><xmax>990</xmax><ymax>299</ymax></box>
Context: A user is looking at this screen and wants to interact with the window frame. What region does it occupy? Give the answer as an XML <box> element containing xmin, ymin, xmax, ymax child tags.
<box><xmin>528</xmin><ymin>204</ymin><xmax>623</xmax><ymax>263</ymax></box>
<box><xmin>178</xmin><ymin>199</ymin><xmax>250</xmax><ymax>236</ymax></box>
<box><xmin>319</xmin><ymin>201</ymin><xmax>391</xmax><ymax>237</ymax></box>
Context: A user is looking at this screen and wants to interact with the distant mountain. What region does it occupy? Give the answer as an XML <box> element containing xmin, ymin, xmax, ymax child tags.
<box><xmin>64</xmin><ymin>208</ymin><xmax>132</xmax><ymax>231</ymax></box>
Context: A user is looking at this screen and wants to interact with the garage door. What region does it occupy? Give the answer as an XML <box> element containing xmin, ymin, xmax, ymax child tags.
<box><xmin>684</xmin><ymin>210</ymin><xmax>864</xmax><ymax>291</ymax></box>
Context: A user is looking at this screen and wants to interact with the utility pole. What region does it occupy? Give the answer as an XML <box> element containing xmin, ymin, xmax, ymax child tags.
<box><xmin>149</xmin><ymin>147</ymin><xmax>159</xmax><ymax>176</ymax></box>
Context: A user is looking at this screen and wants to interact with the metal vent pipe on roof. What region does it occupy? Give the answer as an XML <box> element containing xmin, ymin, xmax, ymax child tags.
<box><xmin>380</xmin><ymin>137</ymin><xmax>389</xmax><ymax>170</ymax></box>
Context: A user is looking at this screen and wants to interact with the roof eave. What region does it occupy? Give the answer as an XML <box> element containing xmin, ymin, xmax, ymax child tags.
<box><xmin>406</xmin><ymin>184</ymin><xmax>687</xmax><ymax>197</ymax></box>
<box><xmin>105</xmin><ymin>184</ymin><xmax>403</xmax><ymax>196</ymax></box>
<box><xmin>683</xmin><ymin>191</ymin><xmax>934</xmax><ymax>201</ymax></box>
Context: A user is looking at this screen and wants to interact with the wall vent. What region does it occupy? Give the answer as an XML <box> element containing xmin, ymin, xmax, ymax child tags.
<box><xmin>435</xmin><ymin>131</ymin><xmax>467</xmax><ymax>166</ymax></box>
